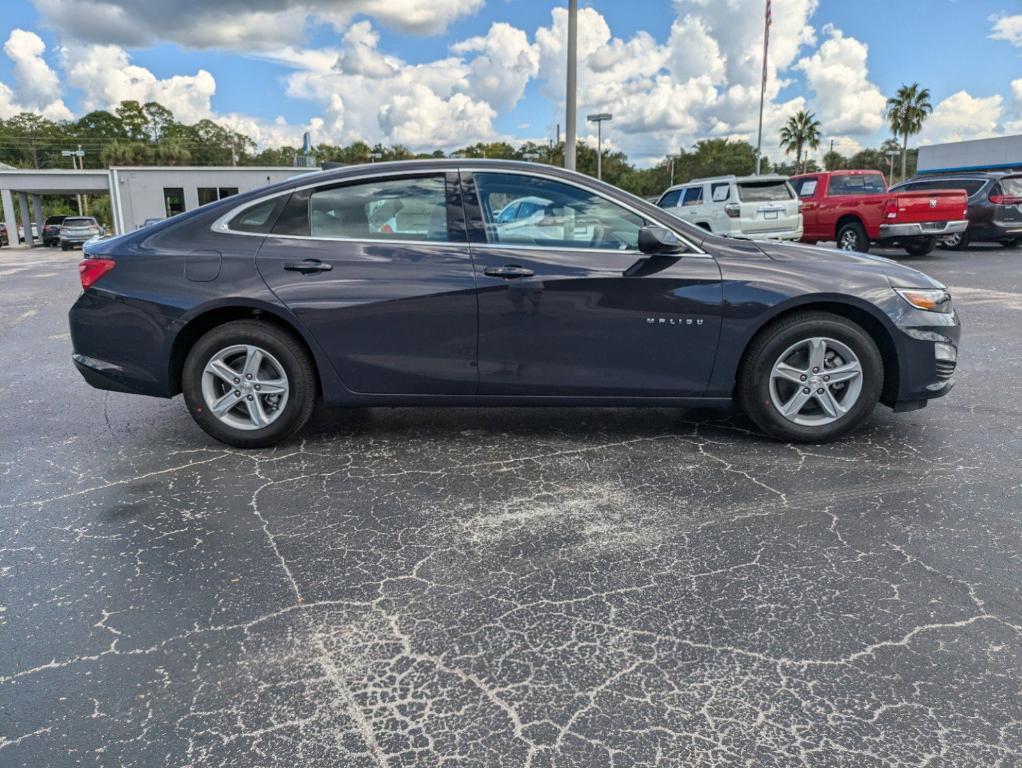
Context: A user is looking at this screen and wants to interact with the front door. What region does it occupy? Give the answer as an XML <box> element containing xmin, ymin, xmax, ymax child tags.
<box><xmin>462</xmin><ymin>171</ymin><xmax>723</xmax><ymax>397</ymax></box>
<box><xmin>256</xmin><ymin>172</ymin><xmax>478</xmax><ymax>395</ymax></box>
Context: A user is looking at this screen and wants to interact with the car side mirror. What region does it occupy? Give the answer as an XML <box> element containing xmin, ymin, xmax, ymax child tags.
<box><xmin>638</xmin><ymin>225</ymin><xmax>687</xmax><ymax>255</ymax></box>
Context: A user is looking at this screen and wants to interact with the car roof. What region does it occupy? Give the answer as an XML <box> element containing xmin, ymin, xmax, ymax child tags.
<box><xmin>663</xmin><ymin>174</ymin><xmax>790</xmax><ymax>192</ymax></box>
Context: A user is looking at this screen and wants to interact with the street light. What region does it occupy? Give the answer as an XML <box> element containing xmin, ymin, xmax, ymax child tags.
<box><xmin>885</xmin><ymin>150</ymin><xmax>900</xmax><ymax>187</ymax></box>
<box><xmin>61</xmin><ymin>147</ymin><xmax>85</xmax><ymax>215</ymax></box>
<box><xmin>586</xmin><ymin>113</ymin><xmax>612</xmax><ymax>180</ymax></box>
<box><xmin>565</xmin><ymin>0</ymin><xmax>578</xmax><ymax>171</ymax></box>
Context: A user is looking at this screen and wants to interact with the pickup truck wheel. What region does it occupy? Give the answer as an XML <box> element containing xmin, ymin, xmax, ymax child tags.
<box><xmin>941</xmin><ymin>231</ymin><xmax>970</xmax><ymax>250</ymax></box>
<box><xmin>836</xmin><ymin>221</ymin><xmax>869</xmax><ymax>253</ymax></box>
<box><xmin>903</xmin><ymin>237</ymin><xmax>937</xmax><ymax>257</ymax></box>
<box><xmin>738</xmin><ymin>312</ymin><xmax>883</xmax><ymax>443</ymax></box>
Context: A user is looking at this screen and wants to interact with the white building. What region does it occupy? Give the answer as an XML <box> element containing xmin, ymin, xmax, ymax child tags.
<box><xmin>917</xmin><ymin>134</ymin><xmax>1022</xmax><ymax>175</ymax></box>
<box><xmin>0</xmin><ymin>166</ymin><xmax>310</xmax><ymax>246</ymax></box>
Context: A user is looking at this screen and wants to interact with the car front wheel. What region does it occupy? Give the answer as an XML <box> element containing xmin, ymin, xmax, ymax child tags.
<box><xmin>737</xmin><ymin>312</ymin><xmax>884</xmax><ymax>442</ymax></box>
<box><xmin>182</xmin><ymin>320</ymin><xmax>317</xmax><ymax>448</ymax></box>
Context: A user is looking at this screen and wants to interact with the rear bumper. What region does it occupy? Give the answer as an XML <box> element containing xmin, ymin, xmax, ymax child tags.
<box><xmin>879</xmin><ymin>220</ymin><xmax>968</xmax><ymax>238</ymax></box>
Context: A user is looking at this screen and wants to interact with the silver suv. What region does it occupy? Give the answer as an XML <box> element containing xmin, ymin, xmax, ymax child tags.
<box><xmin>657</xmin><ymin>175</ymin><xmax>803</xmax><ymax>241</ymax></box>
<box><xmin>60</xmin><ymin>216</ymin><xmax>103</xmax><ymax>251</ymax></box>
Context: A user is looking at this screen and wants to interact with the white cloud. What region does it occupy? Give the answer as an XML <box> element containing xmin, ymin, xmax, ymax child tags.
<box><xmin>31</xmin><ymin>0</ymin><xmax>483</xmax><ymax>50</ymax></box>
<box><xmin>989</xmin><ymin>14</ymin><xmax>1022</xmax><ymax>47</ymax></box>
<box><xmin>919</xmin><ymin>91</ymin><xmax>1006</xmax><ymax>144</ymax></box>
<box><xmin>1</xmin><ymin>29</ymin><xmax>71</xmax><ymax>120</ymax></box>
<box><xmin>63</xmin><ymin>43</ymin><xmax>216</xmax><ymax>124</ymax></box>
<box><xmin>795</xmin><ymin>24</ymin><xmax>885</xmax><ymax>135</ymax></box>
<box><xmin>452</xmin><ymin>22</ymin><xmax>539</xmax><ymax>112</ymax></box>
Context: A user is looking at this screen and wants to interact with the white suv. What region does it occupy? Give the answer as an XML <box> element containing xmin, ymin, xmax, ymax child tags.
<box><xmin>656</xmin><ymin>175</ymin><xmax>803</xmax><ymax>241</ymax></box>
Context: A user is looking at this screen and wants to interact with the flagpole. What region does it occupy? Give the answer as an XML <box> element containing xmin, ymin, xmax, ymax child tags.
<box><xmin>755</xmin><ymin>0</ymin><xmax>771</xmax><ymax>175</ymax></box>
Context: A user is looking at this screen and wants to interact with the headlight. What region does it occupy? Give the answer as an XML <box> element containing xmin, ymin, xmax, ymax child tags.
<box><xmin>894</xmin><ymin>288</ymin><xmax>952</xmax><ymax>313</ymax></box>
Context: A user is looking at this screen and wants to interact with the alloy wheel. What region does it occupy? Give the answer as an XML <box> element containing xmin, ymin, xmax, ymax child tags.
<box><xmin>838</xmin><ymin>230</ymin><xmax>859</xmax><ymax>250</ymax></box>
<box><xmin>768</xmin><ymin>336</ymin><xmax>863</xmax><ymax>427</ymax></box>
<box><xmin>200</xmin><ymin>344</ymin><xmax>290</xmax><ymax>431</ymax></box>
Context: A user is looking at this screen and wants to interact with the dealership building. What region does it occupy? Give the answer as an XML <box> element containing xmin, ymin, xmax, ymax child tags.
<box><xmin>917</xmin><ymin>133</ymin><xmax>1022</xmax><ymax>175</ymax></box>
<box><xmin>0</xmin><ymin>166</ymin><xmax>309</xmax><ymax>246</ymax></box>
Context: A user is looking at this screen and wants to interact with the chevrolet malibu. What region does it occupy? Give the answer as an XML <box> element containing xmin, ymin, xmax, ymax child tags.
<box><xmin>69</xmin><ymin>160</ymin><xmax>960</xmax><ymax>448</ymax></box>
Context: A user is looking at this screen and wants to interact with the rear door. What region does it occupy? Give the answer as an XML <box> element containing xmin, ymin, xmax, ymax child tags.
<box><xmin>735</xmin><ymin>179</ymin><xmax>799</xmax><ymax>236</ymax></box>
<box><xmin>463</xmin><ymin>169</ymin><xmax>723</xmax><ymax>397</ymax></box>
<box><xmin>255</xmin><ymin>172</ymin><xmax>479</xmax><ymax>395</ymax></box>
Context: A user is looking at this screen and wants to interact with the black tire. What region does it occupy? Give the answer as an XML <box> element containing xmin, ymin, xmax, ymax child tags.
<box><xmin>737</xmin><ymin>312</ymin><xmax>884</xmax><ymax>443</ymax></box>
<box><xmin>1000</xmin><ymin>239</ymin><xmax>1021</xmax><ymax>249</ymax></box>
<box><xmin>941</xmin><ymin>231</ymin><xmax>970</xmax><ymax>250</ymax></box>
<box><xmin>903</xmin><ymin>237</ymin><xmax>937</xmax><ymax>257</ymax></box>
<box><xmin>182</xmin><ymin>320</ymin><xmax>317</xmax><ymax>448</ymax></box>
<box><xmin>836</xmin><ymin>221</ymin><xmax>869</xmax><ymax>253</ymax></box>
<box><xmin>61</xmin><ymin>243</ymin><xmax>69</xmax><ymax>251</ymax></box>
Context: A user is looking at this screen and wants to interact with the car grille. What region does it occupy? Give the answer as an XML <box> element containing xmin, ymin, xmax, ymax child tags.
<box><xmin>935</xmin><ymin>359</ymin><xmax>956</xmax><ymax>381</ymax></box>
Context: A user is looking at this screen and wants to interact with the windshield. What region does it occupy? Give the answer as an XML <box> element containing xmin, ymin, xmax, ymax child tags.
<box><xmin>738</xmin><ymin>181</ymin><xmax>793</xmax><ymax>202</ymax></box>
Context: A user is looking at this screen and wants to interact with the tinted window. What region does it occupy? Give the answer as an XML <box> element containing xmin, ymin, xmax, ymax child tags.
<box><xmin>828</xmin><ymin>174</ymin><xmax>886</xmax><ymax>195</ymax></box>
<box><xmin>682</xmin><ymin>187</ymin><xmax>703</xmax><ymax>206</ymax></box>
<box><xmin>474</xmin><ymin>172</ymin><xmax>646</xmax><ymax>251</ymax></box>
<box><xmin>793</xmin><ymin>177</ymin><xmax>819</xmax><ymax>197</ymax></box>
<box><xmin>999</xmin><ymin>177</ymin><xmax>1022</xmax><ymax>197</ymax></box>
<box><xmin>229</xmin><ymin>197</ymin><xmax>285</xmax><ymax>234</ymax></box>
<box><xmin>737</xmin><ymin>181</ymin><xmax>794</xmax><ymax>202</ymax></box>
<box><xmin>711</xmin><ymin>183</ymin><xmax>731</xmax><ymax>202</ymax></box>
<box><xmin>44</xmin><ymin>216</ymin><xmax>66</xmax><ymax>225</ymax></box>
<box><xmin>64</xmin><ymin>218</ymin><xmax>95</xmax><ymax>227</ymax></box>
<box><xmin>658</xmin><ymin>189</ymin><xmax>682</xmax><ymax>208</ymax></box>
<box><xmin>308</xmin><ymin>176</ymin><xmax>449</xmax><ymax>241</ymax></box>
<box><xmin>893</xmin><ymin>179</ymin><xmax>985</xmax><ymax>196</ymax></box>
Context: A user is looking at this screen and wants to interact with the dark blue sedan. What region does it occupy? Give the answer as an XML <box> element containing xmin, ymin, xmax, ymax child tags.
<box><xmin>70</xmin><ymin>160</ymin><xmax>960</xmax><ymax>447</ymax></box>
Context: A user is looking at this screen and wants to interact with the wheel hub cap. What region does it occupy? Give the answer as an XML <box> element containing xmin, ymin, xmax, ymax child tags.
<box><xmin>768</xmin><ymin>336</ymin><xmax>864</xmax><ymax>428</ymax></box>
<box><xmin>200</xmin><ymin>344</ymin><xmax>290</xmax><ymax>431</ymax></box>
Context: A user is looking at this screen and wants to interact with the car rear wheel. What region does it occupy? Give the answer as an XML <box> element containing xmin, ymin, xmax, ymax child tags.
<box><xmin>1000</xmin><ymin>238</ymin><xmax>1021</xmax><ymax>249</ymax></box>
<box><xmin>836</xmin><ymin>221</ymin><xmax>869</xmax><ymax>253</ymax></box>
<box><xmin>903</xmin><ymin>237</ymin><xmax>937</xmax><ymax>257</ymax></box>
<box><xmin>941</xmin><ymin>231</ymin><xmax>970</xmax><ymax>250</ymax></box>
<box><xmin>182</xmin><ymin>320</ymin><xmax>317</xmax><ymax>448</ymax></box>
<box><xmin>737</xmin><ymin>312</ymin><xmax>883</xmax><ymax>443</ymax></box>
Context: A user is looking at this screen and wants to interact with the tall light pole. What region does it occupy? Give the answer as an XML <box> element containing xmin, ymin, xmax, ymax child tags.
<box><xmin>564</xmin><ymin>0</ymin><xmax>578</xmax><ymax>171</ymax></box>
<box><xmin>755</xmin><ymin>0</ymin><xmax>771</xmax><ymax>175</ymax></box>
<box><xmin>587</xmin><ymin>113</ymin><xmax>612</xmax><ymax>180</ymax></box>
<box><xmin>61</xmin><ymin>147</ymin><xmax>85</xmax><ymax>215</ymax></box>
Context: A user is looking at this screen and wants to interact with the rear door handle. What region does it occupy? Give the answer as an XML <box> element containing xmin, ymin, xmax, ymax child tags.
<box><xmin>484</xmin><ymin>265</ymin><xmax>534</xmax><ymax>279</ymax></box>
<box><xmin>284</xmin><ymin>260</ymin><xmax>332</xmax><ymax>273</ymax></box>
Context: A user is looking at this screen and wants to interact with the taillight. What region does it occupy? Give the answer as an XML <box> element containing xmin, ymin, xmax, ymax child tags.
<box><xmin>883</xmin><ymin>199</ymin><xmax>899</xmax><ymax>219</ymax></box>
<box><xmin>724</xmin><ymin>202</ymin><xmax>741</xmax><ymax>219</ymax></box>
<box><xmin>989</xmin><ymin>194</ymin><xmax>1022</xmax><ymax>205</ymax></box>
<box><xmin>79</xmin><ymin>258</ymin><xmax>115</xmax><ymax>290</ymax></box>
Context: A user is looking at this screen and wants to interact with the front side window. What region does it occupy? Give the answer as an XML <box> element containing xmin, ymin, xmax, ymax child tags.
<box><xmin>473</xmin><ymin>172</ymin><xmax>646</xmax><ymax>251</ymax></box>
<box><xmin>658</xmin><ymin>189</ymin><xmax>682</xmax><ymax>208</ymax></box>
<box><xmin>828</xmin><ymin>174</ymin><xmax>886</xmax><ymax>196</ymax></box>
<box><xmin>682</xmin><ymin>187</ymin><xmax>704</xmax><ymax>206</ymax></box>
<box><xmin>793</xmin><ymin>178</ymin><xmax>818</xmax><ymax>197</ymax></box>
<box><xmin>307</xmin><ymin>176</ymin><xmax>450</xmax><ymax>242</ymax></box>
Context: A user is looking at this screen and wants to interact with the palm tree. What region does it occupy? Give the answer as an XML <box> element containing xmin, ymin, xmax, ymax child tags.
<box><xmin>779</xmin><ymin>111</ymin><xmax>822</xmax><ymax>174</ymax></box>
<box><xmin>886</xmin><ymin>83</ymin><xmax>932</xmax><ymax>183</ymax></box>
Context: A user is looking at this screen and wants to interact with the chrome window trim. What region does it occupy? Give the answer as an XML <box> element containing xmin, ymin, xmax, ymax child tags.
<box><xmin>210</xmin><ymin>164</ymin><xmax>707</xmax><ymax>255</ymax></box>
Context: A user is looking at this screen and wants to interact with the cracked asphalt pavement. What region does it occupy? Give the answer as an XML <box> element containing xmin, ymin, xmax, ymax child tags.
<box><xmin>1</xmin><ymin>244</ymin><xmax>1021</xmax><ymax>767</ymax></box>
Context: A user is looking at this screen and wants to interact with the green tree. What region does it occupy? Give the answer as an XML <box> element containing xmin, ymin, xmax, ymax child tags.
<box><xmin>100</xmin><ymin>140</ymin><xmax>150</xmax><ymax>166</ymax></box>
<box><xmin>886</xmin><ymin>83</ymin><xmax>932</xmax><ymax>183</ymax></box>
<box><xmin>115</xmin><ymin>101</ymin><xmax>150</xmax><ymax>141</ymax></box>
<box><xmin>823</xmin><ymin>150</ymin><xmax>845</xmax><ymax>171</ymax></box>
<box><xmin>779</xmin><ymin>110</ymin><xmax>822</xmax><ymax>174</ymax></box>
<box><xmin>143</xmin><ymin>101</ymin><xmax>176</xmax><ymax>141</ymax></box>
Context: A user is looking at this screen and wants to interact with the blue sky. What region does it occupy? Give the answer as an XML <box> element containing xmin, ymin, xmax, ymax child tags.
<box><xmin>0</xmin><ymin>0</ymin><xmax>1020</xmax><ymax>164</ymax></box>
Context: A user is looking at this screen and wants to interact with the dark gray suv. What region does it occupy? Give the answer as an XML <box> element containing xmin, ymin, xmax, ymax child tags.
<box><xmin>890</xmin><ymin>172</ymin><xmax>1022</xmax><ymax>250</ymax></box>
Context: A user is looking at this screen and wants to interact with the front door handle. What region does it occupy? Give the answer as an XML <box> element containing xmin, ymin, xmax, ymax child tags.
<box><xmin>484</xmin><ymin>265</ymin><xmax>534</xmax><ymax>279</ymax></box>
<box><xmin>284</xmin><ymin>260</ymin><xmax>333</xmax><ymax>273</ymax></box>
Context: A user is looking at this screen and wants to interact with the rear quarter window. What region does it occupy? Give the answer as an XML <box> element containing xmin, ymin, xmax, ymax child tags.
<box><xmin>999</xmin><ymin>177</ymin><xmax>1022</xmax><ymax>197</ymax></box>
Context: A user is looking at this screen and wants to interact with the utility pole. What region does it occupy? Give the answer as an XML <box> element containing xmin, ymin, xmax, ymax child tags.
<box><xmin>61</xmin><ymin>147</ymin><xmax>86</xmax><ymax>215</ymax></box>
<box><xmin>587</xmin><ymin>113</ymin><xmax>612</xmax><ymax>180</ymax></box>
<box><xmin>564</xmin><ymin>0</ymin><xmax>578</xmax><ymax>171</ymax></box>
<box><xmin>755</xmin><ymin>0</ymin><xmax>771</xmax><ymax>175</ymax></box>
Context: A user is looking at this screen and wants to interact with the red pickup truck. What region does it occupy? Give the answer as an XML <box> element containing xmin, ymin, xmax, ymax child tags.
<box><xmin>789</xmin><ymin>170</ymin><xmax>968</xmax><ymax>256</ymax></box>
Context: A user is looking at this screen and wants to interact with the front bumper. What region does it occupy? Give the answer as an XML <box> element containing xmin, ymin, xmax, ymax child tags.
<box><xmin>880</xmin><ymin>220</ymin><xmax>968</xmax><ymax>238</ymax></box>
<box><xmin>890</xmin><ymin>308</ymin><xmax>961</xmax><ymax>409</ymax></box>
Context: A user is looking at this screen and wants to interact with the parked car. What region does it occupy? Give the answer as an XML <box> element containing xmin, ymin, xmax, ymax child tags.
<box><xmin>18</xmin><ymin>223</ymin><xmax>39</xmax><ymax>243</ymax></box>
<box><xmin>60</xmin><ymin>216</ymin><xmax>103</xmax><ymax>250</ymax></box>
<box><xmin>656</xmin><ymin>175</ymin><xmax>803</xmax><ymax>241</ymax></box>
<box><xmin>0</xmin><ymin>223</ymin><xmax>7</xmax><ymax>247</ymax></box>
<box><xmin>42</xmin><ymin>215</ymin><xmax>68</xmax><ymax>247</ymax></box>
<box><xmin>889</xmin><ymin>172</ymin><xmax>1022</xmax><ymax>250</ymax></box>
<box><xmin>790</xmin><ymin>170</ymin><xmax>968</xmax><ymax>256</ymax></box>
<box><xmin>70</xmin><ymin>160</ymin><xmax>960</xmax><ymax>448</ymax></box>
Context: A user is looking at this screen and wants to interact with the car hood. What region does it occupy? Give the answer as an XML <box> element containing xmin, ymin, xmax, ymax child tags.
<box><xmin>756</xmin><ymin>240</ymin><xmax>946</xmax><ymax>290</ymax></box>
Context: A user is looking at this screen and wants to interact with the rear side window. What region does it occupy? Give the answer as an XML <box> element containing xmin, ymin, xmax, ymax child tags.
<box><xmin>793</xmin><ymin>177</ymin><xmax>818</xmax><ymax>197</ymax></box>
<box><xmin>999</xmin><ymin>177</ymin><xmax>1022</xmax><ymax>197</ymax></box>
<box><xmin>711</xmin><ymin>183</ymin><xmax>731</xmax><ymax>202</ymax></box>
<box><xmin>894</xmin><ymin>179</ymin><xmax>985</xmax><ymax>196</ymax></box>
<box><xmin>658</xmin><ymin>189</ymin><xmax>681</xmax><ymax>208</ymax></box>
<box><xmin>229</xmin><ymin>197</ymin><xmax>285</xmax><ymax>234</ymax></box>
<box><xmin>307</xmin><ymin>176</ymin><xmax>450</xmax><ymax>242</ymax></box>
<box><xmin>737</xmin><ymin>181</ymin><xmax>793</xmax><ymax>202</ymax></box>
<box><xmin>681</xmin><ymin>187</ymin><xmax>703</xmax><ymax>206</ymax></box>
<box><xmin>828</xmin><ymin>174</ymin><xmax>886</xmax><ymax>195</ymax></box>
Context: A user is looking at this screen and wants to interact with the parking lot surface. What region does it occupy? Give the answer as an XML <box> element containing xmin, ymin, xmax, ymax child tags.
<box><xmin>2</xmin><ymin>243</ymin><xmax>1021</xmax><ymax>767</ymax></box>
